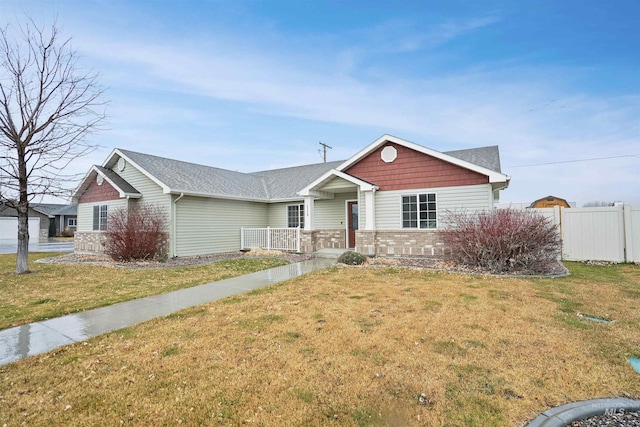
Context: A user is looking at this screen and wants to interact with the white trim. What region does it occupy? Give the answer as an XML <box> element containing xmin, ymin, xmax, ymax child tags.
<box><xmin>400</xmin><ymin>191</ymin><xmax>438</xmax><ymax>230</ymax></box>
<box><xmin>336</xmin><ymin>134</ymin><xmax>510</xmax><ymax>184</ymax></box>
<box><xmin>285</xmin><ymin>203</ymin><xmax>305</xmax><ymax>228</ymax></box>
<box><xmin>298</xmin><ymin>169</ymin><xmax>378</xmax><ymax>197</ymax></box>
<box><xmin>93</xmin><ymin>166</ymin><xmax>142</xmax><ymax>199</ymax></box>
<box><xmin>108</xmin><ymin>149</ymin><xmax>172</xmax><ymax>194</ymax></box>
<box><xmin>345</xmin><ymin>199</ymin><xmax>358</xmax><ymax>249</ymax></box>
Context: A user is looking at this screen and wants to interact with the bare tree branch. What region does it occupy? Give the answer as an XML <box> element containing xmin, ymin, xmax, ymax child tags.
<box><xmin>0</xmin><ymin>19</ymin><xmax>107</xmax><ymax>273</ymax></box>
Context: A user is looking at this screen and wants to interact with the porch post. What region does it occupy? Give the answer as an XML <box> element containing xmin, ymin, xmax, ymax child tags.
<box><xmin>364</xmin><ymin>189</ymin><xmax>376</xmax><ymax>230</ymax></box>
<box><xmin>304</xmin><ymin>196</ymin><xmax>314</xmax><ymax>231</ymax></box>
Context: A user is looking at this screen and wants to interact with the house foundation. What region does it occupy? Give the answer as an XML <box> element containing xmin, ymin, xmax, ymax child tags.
<box><xmin>356</xmin><ymin>230</ymin><xmax>446</xmax><ymax>258</ymax></box>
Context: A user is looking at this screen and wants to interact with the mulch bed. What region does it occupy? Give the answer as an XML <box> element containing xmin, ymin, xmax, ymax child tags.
<box><xmin>38</xmin><ymin>252</ymin><xmax>567</xmax><ymax>276</ymax></box>
<box><xmin>37</xmin><ymin>251</ymin><xmax>313</xmax><ymax>269</ymax></box>
<box><xmin>568</xmin><ymin>411</ymin><xmax>640</xmax><ymax>426</ymax></box>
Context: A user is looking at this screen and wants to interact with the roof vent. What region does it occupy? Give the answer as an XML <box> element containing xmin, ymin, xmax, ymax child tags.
<box><xmin>381</xmin><ymin>145</ymin><xmax>397</xmax><ymax>163</ymax></box>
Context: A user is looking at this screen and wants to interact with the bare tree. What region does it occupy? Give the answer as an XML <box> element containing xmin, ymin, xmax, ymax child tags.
<box><xmin>0</xmin><ymin>20</ymin><xmax>106</xmax><ymax>273</ymax></box>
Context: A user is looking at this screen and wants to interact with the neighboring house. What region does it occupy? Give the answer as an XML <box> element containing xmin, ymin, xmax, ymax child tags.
<box><xmin>32</xmin><ymin>204</ymin><xmax>78</xmax><ymax>236</ymax></box>
<box><xmin>72</xmin><ymin>134</ymin><xmax>510</xmax><ymax>257</ymax></box>
<box><xmin>0</xmin><ymin>204</ymin><xmax>49</xmax><ymax>242</ymax></box>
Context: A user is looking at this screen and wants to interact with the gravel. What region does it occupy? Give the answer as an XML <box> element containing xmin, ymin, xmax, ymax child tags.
<box><xmin>568</xmin><ymin>411</ymin><xmax>640</xmax><ymax>426</ymax></box>
<box><xmin>37</xmin><ymin>251</ymin><xmax>313</xmax><ymax>268</ymax></box>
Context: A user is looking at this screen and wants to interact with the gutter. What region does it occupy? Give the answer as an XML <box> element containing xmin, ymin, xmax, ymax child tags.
<box><xmin>171</xmin><ymin>193</ymin><xmax>185</xmax><ymax>257</ymax></box>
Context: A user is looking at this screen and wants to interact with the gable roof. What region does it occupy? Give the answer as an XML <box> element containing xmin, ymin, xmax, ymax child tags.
<box><xmin>74</xmin><ymin>135</ymin><xmax>509</xmax><ymax>204</ymax></box>
<box><xmin>338</xmin><ymin>134</ymin><xmax>508</xmax><ymax>184</ymax></box>
<box><xmin>100</xmin><ymin>149</ymin><xmax>341</xmax><ymax>202</ymax></box>
<box><xmin>31</xmin><ymin>203</ymin><xmax>77</xmax><ymax>217</ymax></box>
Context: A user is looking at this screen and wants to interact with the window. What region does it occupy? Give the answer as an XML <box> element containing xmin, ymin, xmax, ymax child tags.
<box><xmin>67</xmin><ymin>218</ymin><xmax>77</xmax><ymax>227</ymax></box>
<box><xmin>402</xmin><ymin>193</ymin><xmax>437</xmax><ymax>229</ymax></box>
<box><xmin>92</xmin><ymin>205</ymin><xmax>108</xmax><ymax>231</ymax></box>
<box><xmin>287</xmin><ymin>204</ymin><xmax>304</xmax><ymax>228</ymax></box>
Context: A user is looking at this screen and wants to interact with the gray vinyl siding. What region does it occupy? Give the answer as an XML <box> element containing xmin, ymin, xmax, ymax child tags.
<box><xmin>116</xmin><ymin>159</ymin><xmax>172</xmax><ymax>219</ymax></box>
<box><xmin>375</xmin><ymin>184</ymin><xmax>494</xmax><ymax>230</ymax></box>
<box><xmin>320</xmin><ymin>177</ymin><xmax>351</xmax><ymax>192</ymax></box>
<box><xmin>76</xmin><ymin>199</ymin><xmax>129</xmax><ymax>232</ymax></box>
<box><xmin>175</xmin><ymin>196</ymin><xmax>268</xmax><ymax>256</ymax></box>
<box><xmin>315</xmin><ymin>193</ymin><xmax>356</xmax><ymax>229</ymax></box>
<box><xmin>267</xmin><ymin>202</ymin><xmax>293</xmax><ymax>228</ymax></box>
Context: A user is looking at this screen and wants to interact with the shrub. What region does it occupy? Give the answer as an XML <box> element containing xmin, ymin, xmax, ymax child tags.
<box><xmin>105</xmin><ymin>204</ymin><xmax>168</xmax><ymax>262</ymax></box>
<box><xmin>441</xmin><ymin>209</ymin><xmax>560</xmax><ymax>274</ymax></box>
<box><xmin>337</xmin><ymin>251</ymin><xmax>367</xmax><ymax>265</ymax></box>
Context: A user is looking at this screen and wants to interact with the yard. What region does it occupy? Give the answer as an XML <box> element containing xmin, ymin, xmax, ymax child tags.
<box><xmin>0</xmin><ymin>253</ymin><xmax>290</xmax><ymax>330</ymax></box>
<box><xmin>0</xmin><ymin>261</ymin><xmax>639</xmax><ymax>426</ymax></box>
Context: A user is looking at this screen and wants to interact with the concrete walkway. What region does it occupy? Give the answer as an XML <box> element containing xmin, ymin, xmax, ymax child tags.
<box><xmin>0</xmin><ymin>257</ymin><xmax>335</xmax><ymax>366</ymax></box>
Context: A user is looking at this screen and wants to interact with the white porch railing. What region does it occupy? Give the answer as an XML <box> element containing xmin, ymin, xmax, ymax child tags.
<box><xmin>241</xmin><ymin>227</ymin><xmax>301</xmax><ymax>252</ymax></box>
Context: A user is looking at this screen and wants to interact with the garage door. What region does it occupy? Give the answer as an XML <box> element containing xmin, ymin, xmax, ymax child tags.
<box><xmin>0</xmin><ymin>217</ymin><xmax>40</xmax><ymax>242</ymax></box>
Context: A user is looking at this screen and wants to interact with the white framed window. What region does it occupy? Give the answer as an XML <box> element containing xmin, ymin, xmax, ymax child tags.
<box><xmin>287</xmin><ymin>204</ymin><xmax>304</xmax><ymax>228</ymax></box>
<box><xmin>92</xmin><ymin>205</ymin><xmax>108</xmax><ymax>231</ymax></box>
<box><xmin>67</xmin><ymin>218</ymin><xmax>77</xmax><ymax>227</ymax></box>
<box><xmin>402</xmin><ymin>193</ymin><xmax>437</xmax><ymax>229</ymax></box>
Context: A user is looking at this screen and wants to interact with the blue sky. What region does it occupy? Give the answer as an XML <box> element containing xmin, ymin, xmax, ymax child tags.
<box><xmin>1</xmin><ymin>0</ymin><xmax>639</xmax><ymax>206</ymax></box>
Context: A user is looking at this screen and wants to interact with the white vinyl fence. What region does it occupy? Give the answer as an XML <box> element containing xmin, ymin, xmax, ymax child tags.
<box><xmin>240</xmin><ymin>227</ymin><xmax>301</xmax><ymax>252</ymax></box>
<box><xmin>532</xmin><ymin>205</ymin><xmax>639</xmax><ymax>263</ymax></box>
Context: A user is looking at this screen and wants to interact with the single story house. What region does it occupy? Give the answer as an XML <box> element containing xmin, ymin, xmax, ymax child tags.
<box><xmin>32</xmin><ymin>204</ymin><xmax>78</xmax><ymax>237</ymax></box>
<box><xmin>72</xmin><ymin>134</ymin><xmax>510</xmax><ymax>257</ymax></box>
<box><xmin>0</xmin><ymin>204</ymin><xmax>49</xmax><ymax>242</ymax></box>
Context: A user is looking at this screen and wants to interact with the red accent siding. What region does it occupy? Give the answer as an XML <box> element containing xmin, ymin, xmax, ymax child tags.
<box><xmin>345</xmin><ymin>143</ymin><xmax>488</xmax><ymax>191</ymax></box>
<box><xmin>78</xmin><ymin>178</ymin><xmax>120</xmax><ymax>203</ymax></box>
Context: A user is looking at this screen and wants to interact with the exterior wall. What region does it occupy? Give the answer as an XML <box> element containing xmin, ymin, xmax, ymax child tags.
<box><xmin>315</xmin><ymin>193</ymin><xmax>356</xmax><ymax>229</ymax></box>
<box><xmin>356</xmin><ymin>230</ymin><xmax>446</xmax><ymax>257</ymax></box>
<box><xmin>300</xmin><ymin>229</ymin><xmax>346</xmax><ymax>253</ymax></box>
<box><xmin>117</xmin><ymin>159</ymin><xmax>172</xmax><ymax>216</ymax></box>
<box><xmin>77</xmin><ymin>178</ymin><xmax>121</xmax><ymax>203</ymax></box>
<box><xmin>267</xmin><ymin>202</ymin><xmax>297</xmax><ymax>228</ymax></box>
<box><xmin>345</xmin><ymin>142</ymin><xmax>488</xmax><ymax>191</ymax></box>
<box><xmin>74</xmin><ymin>231</ymin><xmax>108</xmax><ymax>254</ymax></box>
<box><xmin>174</xmin><ymin>196</ymin><xmax>268</xmax><ymax>256</ymax></box>
<box><xmin>374</xmin><ymin>183</ymin><xmax>493</xmax><ymax>230</ymax></box>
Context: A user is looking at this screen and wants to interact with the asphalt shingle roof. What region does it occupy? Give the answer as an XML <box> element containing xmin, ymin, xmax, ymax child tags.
<box><xmin>113</xmin><ymin>144</ymin><xmax>501</xmax><ymax>201</ymax></box>
<box><xmin>95</xmin><ymin>166</ymin><xmax>142</xmax><ymax>197</ymax></box>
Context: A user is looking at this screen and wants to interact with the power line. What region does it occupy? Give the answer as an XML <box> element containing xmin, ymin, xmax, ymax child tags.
<box><xmin>509</xmin><ymin>154</ymin><xmax>640</xmax><ymax>168</ymax></box>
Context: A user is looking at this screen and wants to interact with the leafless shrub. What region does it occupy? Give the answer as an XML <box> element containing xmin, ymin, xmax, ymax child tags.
<box><xmin>441</xmin><ymin>209</ymin><xmax>560</xmax><ymax>274</ymax></box>
<box><xmin>105</xmin><ymin>205</ymin><xmax>167</xmax><ymax>262</ymax></box>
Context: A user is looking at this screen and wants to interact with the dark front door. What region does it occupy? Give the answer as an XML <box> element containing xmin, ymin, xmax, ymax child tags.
<box><xmin>347</xmin><ymin>201</ymin><xmax>358</xmax><ymax>249</ymax></box>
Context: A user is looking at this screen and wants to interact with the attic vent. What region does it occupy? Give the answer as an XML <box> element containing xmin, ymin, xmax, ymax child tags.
<box><xmin>96</xmin><ymin>175</ymin><xmax>104</xmax><ymax>185</ymax></box>
<box><xmin>117</xmin><ymin>157</ymin><xmax>126</xmax><ymax>171</ymax></box>
<box><xmin>381</xmin><ymin>145</ymin><xmax>397</xmax><ymax>163</ymax></box>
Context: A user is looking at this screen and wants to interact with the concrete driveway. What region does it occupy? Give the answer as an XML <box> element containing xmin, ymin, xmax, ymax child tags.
<box><xmin>0</xmin><ymin>240</ymin><xmax>74</xmax><ymax>254</ymax></box>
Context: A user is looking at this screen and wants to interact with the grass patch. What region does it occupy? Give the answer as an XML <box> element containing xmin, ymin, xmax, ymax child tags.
<box><xmin>1</xmin><ymin>263</ymin><xmax>639</xmax><ymax>426</ymax></box>
<box><xmin>0</xmin><ymin>253</ymin><xmax>288</xmax><ymax>329</ymax></box>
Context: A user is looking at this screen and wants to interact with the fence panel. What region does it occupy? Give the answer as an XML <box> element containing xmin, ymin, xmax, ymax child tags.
<box><xmin>560</xmin><ymin>207</ymin><xmax>626</xmax><ymax>262</ymax></box>
<box><xmin>241</xmin><ymin>227</ymin><xmax>300</xmax><ymax>252</ymax></box>
<box><xmin>625</xmin><ymin>205</ymin><xmax>640</xmax><ymax>262</ymax></box>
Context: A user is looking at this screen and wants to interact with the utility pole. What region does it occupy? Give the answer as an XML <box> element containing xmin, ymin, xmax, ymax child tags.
<box><xmin>319</xmin><ymin>141</ymin><xmax>332</xmax><ymax>163</ymax></box>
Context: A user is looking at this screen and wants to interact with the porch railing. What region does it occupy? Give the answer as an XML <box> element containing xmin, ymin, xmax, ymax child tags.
<box><xmin>241</xmin><ymin>227</ymin><xmax>301</xmax><ymax>252</ymax></box>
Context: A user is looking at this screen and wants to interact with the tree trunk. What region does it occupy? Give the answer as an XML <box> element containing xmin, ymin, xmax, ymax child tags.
<box><xmin>16</xmin><ymin>205</ymin><xmax>29</xmax><ymax>274</ymax></box>
<box><xmin>16</xmin><ymin>151</ymin><xmax>30</xmax><ymax>274</ymax></box>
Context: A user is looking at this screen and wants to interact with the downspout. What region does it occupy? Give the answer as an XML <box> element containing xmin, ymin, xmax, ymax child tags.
<box><xmin>172</xmin><ymin>193</ymin><xmax>185</xmax><ymax>257</ymax></box>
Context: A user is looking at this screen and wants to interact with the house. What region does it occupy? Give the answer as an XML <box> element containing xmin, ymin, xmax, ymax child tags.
<box><xmin>32</xmin><ymin>204</ymin><xmax>78</xmax><ymax>237</ymax></box>
<box><xmin>0</xmin><ymin>204</ymin><xmax>50</xmax><ymax>242</ymax></box>
<box><xmin>72</xmin><ymin>134</ymin><xmax>510</xmax><ymax>257</ymax></box>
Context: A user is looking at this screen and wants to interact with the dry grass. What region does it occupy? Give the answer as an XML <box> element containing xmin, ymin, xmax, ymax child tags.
<box><xmin>0</xmin><ymin>253</ymin><xmax>289</xmax><ymax>329</ymax></box>
<box><xmin>1</xmin><ymin>262</ymin><xmax>639</xmax><ymax>426</ymax></box>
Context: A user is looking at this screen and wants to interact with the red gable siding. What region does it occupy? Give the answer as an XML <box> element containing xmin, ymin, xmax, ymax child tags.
<box><xmin>78</xmin><ymin>177</ymin><xmax>120</xmax><ymax>203</ymax></box>
<box><xmin>345</xmin><ymin>143</ymin><xmax>488</xmax><ymax>191</ymax></box>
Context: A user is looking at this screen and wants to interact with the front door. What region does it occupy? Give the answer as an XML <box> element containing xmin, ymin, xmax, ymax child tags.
<box><xmin>347</xmin><ymin>201</ymin><xmax>358</xmax><ymax>249</ymax></box>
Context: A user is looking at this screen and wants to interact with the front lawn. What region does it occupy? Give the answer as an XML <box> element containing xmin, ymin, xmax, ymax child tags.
<box><xmin>0</xmin><ymin>253</ymin><xmax>289</xmax><ymax>330</ymax></box>
<box><xmin>0</xmin><ymin>262</ymin><xmax>638</xmax><ymax>426</ymax></box>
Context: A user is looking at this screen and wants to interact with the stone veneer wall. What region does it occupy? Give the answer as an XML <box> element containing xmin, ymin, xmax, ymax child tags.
<box><xmin>300</xmin><ymin>229</ymin><xmax>346</xmax><ymax>253</ymax></box>
<box><xmin>74</xmin><ymin>231</ymin><xmax>170</xmax><ymax>257</ymax></box>
<box><xmin>356</xmin><ymin>230</ymin><xmax>446</xmax><ymax>257</ymax></box>
<box><xmin>74</xmin><ymin>231</ymin><xmax>108</xmax><ymax>254</ymax></box>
